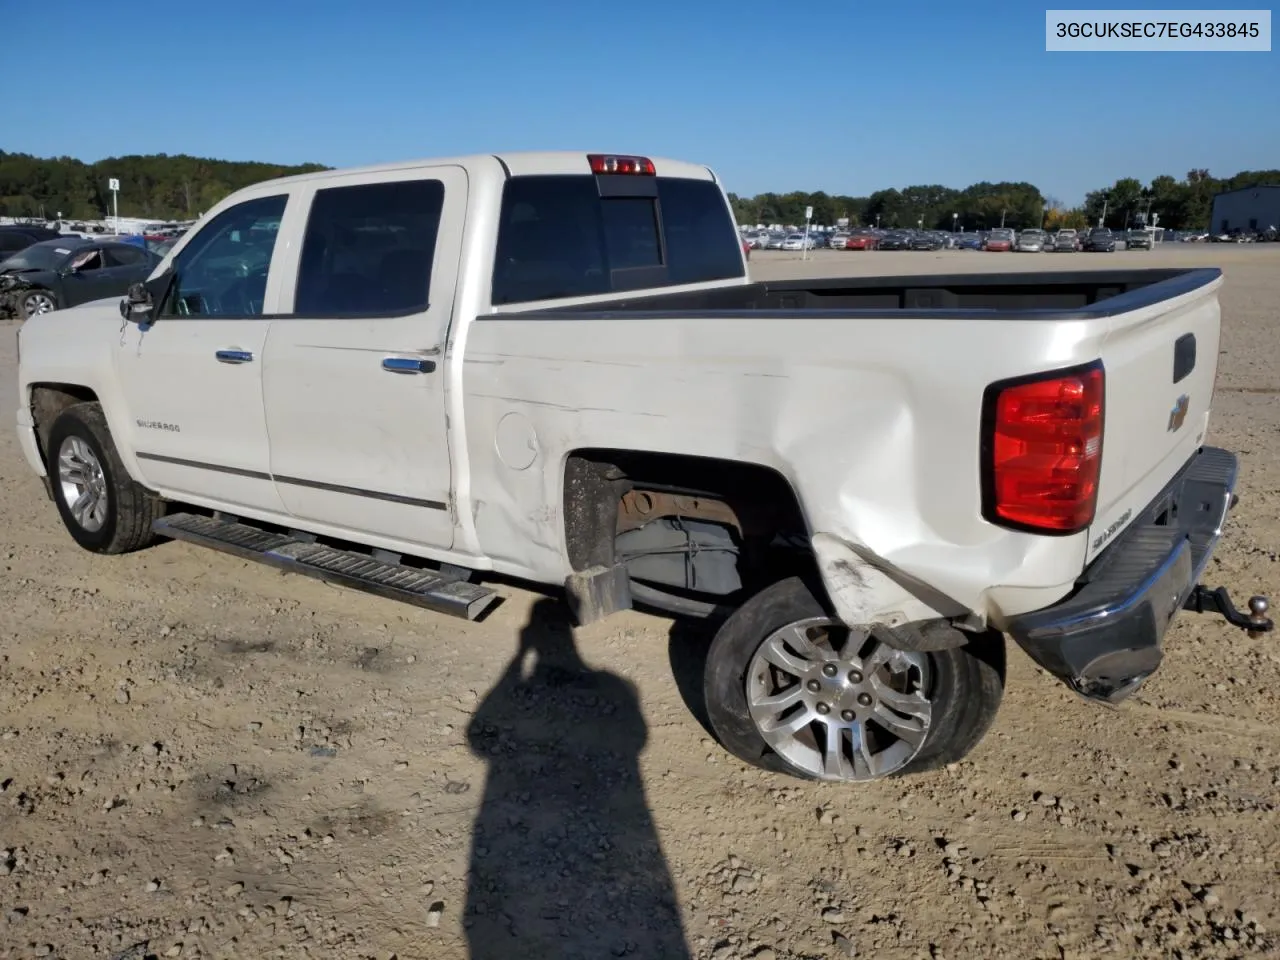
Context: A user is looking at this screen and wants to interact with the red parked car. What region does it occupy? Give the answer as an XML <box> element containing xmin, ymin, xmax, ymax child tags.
<box><xmin>844</xmin><ymin>233</ymin><xmax>879</xmax><ymax>250</ymax></box>
<box><xmin>984</xmin><ymin>227</ymin><xmax>1015</xmax><ymax>251</ymax></box>
<box><xmin>742</xmin><ymin>239</ymin><xmax>751</xmax><ymax>260</ymax></box>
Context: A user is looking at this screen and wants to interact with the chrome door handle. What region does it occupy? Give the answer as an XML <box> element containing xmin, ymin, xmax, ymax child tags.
<box><xmin>215</xmin><ymin>349</ymin><xmax>254</xmax><ymax>364</ymax></box>
<box><xmin>382</xmin><ymin>356</ymin><xmax>435</xmax><ymax>374</ymax></box>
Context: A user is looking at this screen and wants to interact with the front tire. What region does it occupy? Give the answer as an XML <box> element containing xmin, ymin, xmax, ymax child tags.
<box><xmin>20</xmin><ymin>288</ymin><xmax>59</xmax><ymax>318</ymax></box>
<box><xmin>46</xmin><ymin>402</ymin><xmax>166</xmax><ymax>554</ymax></box>
<box><xmin>703</xmin><ymin>577</ymin><xmax>1004</xmax><ymax>782</ymax></box>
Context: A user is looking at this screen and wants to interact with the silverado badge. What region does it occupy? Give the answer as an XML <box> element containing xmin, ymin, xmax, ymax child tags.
<box><xmin>1167</xmin><ymin>394</ymin><xmax>1190</xmax><ymax>432</ymax></box>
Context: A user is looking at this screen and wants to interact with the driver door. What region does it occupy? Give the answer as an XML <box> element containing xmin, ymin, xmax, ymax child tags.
<box><xmin>114</xmin><ymin>190</ymin><xmax>296</xmax><ymax>516</ymax></box>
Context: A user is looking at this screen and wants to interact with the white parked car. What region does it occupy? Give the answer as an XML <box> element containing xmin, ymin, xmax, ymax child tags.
<box><xmin>14</xmin><ymin>150</ymin><xmax>1270</xmax><ymax>787</ymax></box>
<box><xmin>781</xmin><ymin>233</ymin><xmax>815</xmax><ymax>251</ymax></box>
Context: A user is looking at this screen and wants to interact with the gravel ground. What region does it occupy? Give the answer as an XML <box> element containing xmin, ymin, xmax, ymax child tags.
<box><xmin>1</xmin><ymin>245</ymin><xmax>1278</xmax><ymax>960</ymax></box>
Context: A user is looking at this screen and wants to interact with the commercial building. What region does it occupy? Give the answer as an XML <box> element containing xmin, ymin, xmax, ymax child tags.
<box><xmin>1209</xmin><ymin>184</ymin><xmax>1280</xmax><ymax>234</ymax></box>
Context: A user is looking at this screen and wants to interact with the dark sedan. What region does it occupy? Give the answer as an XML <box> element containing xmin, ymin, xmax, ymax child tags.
<box><xmin>1083</xmin><ymin>228</ymin><xmax>1117</xmax><ymax>252</ymax></box>
<box><xmin>0</xmin><ymin>237</ymin><xmax>162</xmax><ymax>319</ymax></box>
<box><xmin>877</xmin><ymin>231</ymin><xmax>911</xmax><ymax>250</ymax></box>
<box><xmin>910</xmin><ymin>231</ymin><xmax>945</xmax><ymax>251</ymax></box>
<box><xmin>0</xmin><ymin>224</ymin><xmax>63</xmax><ymax>260</ymax></box>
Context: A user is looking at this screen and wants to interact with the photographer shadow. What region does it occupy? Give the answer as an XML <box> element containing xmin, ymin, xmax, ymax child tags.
<box><xmin>464</xmin><ymin>598</ymin><xmax>691</xmax><ymax>959</ymax></box>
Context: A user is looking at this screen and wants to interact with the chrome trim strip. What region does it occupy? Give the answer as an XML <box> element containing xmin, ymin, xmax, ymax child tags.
<box><xmin>135</xmin><ymin>452</ymin><xmax>447</xmax><ymax>511</ymax></box>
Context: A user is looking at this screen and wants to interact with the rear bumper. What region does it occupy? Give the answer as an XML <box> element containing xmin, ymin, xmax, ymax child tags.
<box><xmin>1007</xmin><ymin>446</ymin><xmax>1237</xmax><ymax>704</ymax></box>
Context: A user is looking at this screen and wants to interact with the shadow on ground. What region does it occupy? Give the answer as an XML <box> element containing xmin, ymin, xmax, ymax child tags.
<box><xmin>464</xmin><ymin>598</ymin><xmax>692</xmax><ymax>959</ymax></box>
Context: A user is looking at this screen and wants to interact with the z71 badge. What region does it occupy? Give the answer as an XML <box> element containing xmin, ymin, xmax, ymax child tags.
<box><xmin>1167</xmin><ymin>394</ymin><xmax>1190</xmax><ymax>432</ymax></box>
<box><xmin>136</xmin><ymin>419</ymin><xmax>181</xmax><ymax>432</ymax></box>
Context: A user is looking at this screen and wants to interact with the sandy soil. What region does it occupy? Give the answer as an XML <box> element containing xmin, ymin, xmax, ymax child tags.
<box><xmin>2</xmin><ymin>245</ymin><xmax>1278</xmax><ymax>960</ymax></box>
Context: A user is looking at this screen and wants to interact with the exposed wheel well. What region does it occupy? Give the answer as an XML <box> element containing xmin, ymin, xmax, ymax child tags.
<box><xmin>29</xmin><ymin>384</ymin><xmax>100</xmax><ymax>464</ymax></box>
<box><xmin>563</xmin><ymin>449</ymin><xmax>814</xmax><ymax>617</ymax></box>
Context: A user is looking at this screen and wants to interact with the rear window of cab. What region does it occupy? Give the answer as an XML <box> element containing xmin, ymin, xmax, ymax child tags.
<box><xmin>491</xmin><ymin>175</ymin><xmax>745</xmax><ymax>305</ymax></box>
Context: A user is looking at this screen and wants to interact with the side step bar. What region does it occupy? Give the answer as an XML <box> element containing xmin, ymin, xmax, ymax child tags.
<box><xmin>152</xmin><ymin>512</ymin><xmax>500</xmax><ymax>621</ymax></box>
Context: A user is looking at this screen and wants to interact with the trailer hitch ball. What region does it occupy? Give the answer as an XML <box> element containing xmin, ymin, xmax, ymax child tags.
<box><xmin>1249</xmin><ymin>596</ymin><xmax>1271</xmax><ymax>639</ymax></box>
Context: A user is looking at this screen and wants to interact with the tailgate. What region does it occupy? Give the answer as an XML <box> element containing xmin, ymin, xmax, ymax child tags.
<box><xmin>1085</xmin><ymin>278</ymin><xmax>1223</xmax><ymax>564</ymax></box>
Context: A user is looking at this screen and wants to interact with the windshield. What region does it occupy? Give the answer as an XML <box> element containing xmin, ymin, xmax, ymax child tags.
<box><xmin>0</xmin><ymin>240</ymin><xmax>81</xmax><ymax>271</ymax></box>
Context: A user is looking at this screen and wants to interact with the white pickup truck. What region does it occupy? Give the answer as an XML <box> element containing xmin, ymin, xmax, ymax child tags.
<box><xmin>14</xmin><ymin>151</ymin><xmax>1272</xmax><ymax>785</ymax></box>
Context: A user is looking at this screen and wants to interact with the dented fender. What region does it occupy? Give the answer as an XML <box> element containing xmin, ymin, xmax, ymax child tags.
<box><xmin>811</xmin><ymin>532</ymin><xmax>984</xmax><ymax>631</ymax></box>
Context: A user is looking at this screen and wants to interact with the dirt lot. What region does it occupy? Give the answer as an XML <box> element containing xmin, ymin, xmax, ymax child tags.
<box><xmin>2</xmin><ymin>245</ymin><xmax>1278</xmax><ymax>960</ymax></box>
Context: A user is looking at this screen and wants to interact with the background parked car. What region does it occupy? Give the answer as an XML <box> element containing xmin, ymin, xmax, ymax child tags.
<box><xmin>1051</xmin><ymin>229</ymin><xmax>1080</xmax><ymax>251</ymax></box>
<box><xmin>984</xmin><ymin>227</ymin><xmax>1015</xmax><ymax>251</ymax></box>
<box><xmin>0</xmin><ymin>237</ymin><xmax>162</xmax><ymax>319</ymax></box>
<box><xmin>0</xmin><ymin>224</ymin><xmax>63</xmax><ymax>260</ymax></box>
<box><xmin>1126</xmin><ymin>228</ymin><xmax>1153</xmax><ymax>250</ymax></box>
<box><xmin>844</xmin><ymin>231</ymin><xmax>879</xmax><ymax>250</ymax></box>
<box><xmin>1083</xmin><ymin>227</ymin><xmax>1117</xmax><ymax>252</ymax></box>
<box><xmin>1015</xmin><ymin>228</ymin><xmax>1047</xmax><ymax>252</ymax></box>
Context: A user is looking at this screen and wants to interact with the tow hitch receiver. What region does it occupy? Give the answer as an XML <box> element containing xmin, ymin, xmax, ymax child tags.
<box><xmin>1184</xmin><ymin>586</ymin><xmax>1272</xmax><ymax>639</ymax></box>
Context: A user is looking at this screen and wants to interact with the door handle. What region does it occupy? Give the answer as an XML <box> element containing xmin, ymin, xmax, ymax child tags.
<box><xmin>215</xmin><ymin>349</ymin><xmax>254</xmax><ymax>364</ymax></box>
<box><xmin>382</xmin><ymin>356</ymin><xmax>435</xmax><ymax>374</ymax></box>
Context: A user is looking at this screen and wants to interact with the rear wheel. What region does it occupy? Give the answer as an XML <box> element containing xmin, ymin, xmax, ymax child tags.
<box><xmin>703</xmin><ymin>577</ymin><xmax>1004</xmax><ymax>782</ymax></box>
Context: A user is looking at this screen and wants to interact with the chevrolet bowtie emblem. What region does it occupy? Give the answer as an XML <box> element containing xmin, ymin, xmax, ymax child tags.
<box><xmin>1168</xmin><ymin>394</ymin><xmax>1190</xmax><ymax>432</ymax></box>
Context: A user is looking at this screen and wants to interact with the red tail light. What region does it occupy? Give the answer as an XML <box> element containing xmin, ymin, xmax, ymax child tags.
<box><xmin>981</xmin><ymin>361</ymin><xmax>1105</xmax><ymax>534</ymax></box>
<box><xmin>588</xmin><ymin>154</ymin><xmax>656</xmax><ymax>176</ymax></box>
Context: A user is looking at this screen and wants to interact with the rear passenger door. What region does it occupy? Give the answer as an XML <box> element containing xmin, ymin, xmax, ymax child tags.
<box><xmin>262</xmin><ymin>167</ymin><xmax>466</xmax><ymax>550</ymax></box>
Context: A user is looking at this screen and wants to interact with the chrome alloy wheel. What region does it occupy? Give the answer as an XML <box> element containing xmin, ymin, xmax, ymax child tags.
<box><xmin>745</xmin><ymin>617</ymin><xmax>932</xmax><ymax>781</ymax></box>
<box><xmin>57</xmin><ymin>435</ymin><xmax>109</xmax><ymax>533</ymax></box>
<box><xmin>23</xmin><ymin>291</ymin><xmax>57</xmax><ymax>316</ymax></box>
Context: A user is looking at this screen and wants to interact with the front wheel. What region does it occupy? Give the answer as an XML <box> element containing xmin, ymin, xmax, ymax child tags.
<box><xmin>20</xmin><ymin>288</ymin><xmax>59</xmax><ymax>318</ymax></box>
<box><xmin>46</xmin><ymin>402</ymin><xmax>166</xmax><ymax>554</ymax></box>
<box><xmin>703</xmin><ymin>577</ymin><xmax>1004</xmax><ymax>782</ymax></box>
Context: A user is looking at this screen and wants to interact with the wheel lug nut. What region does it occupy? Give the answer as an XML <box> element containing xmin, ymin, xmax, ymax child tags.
<box><xmin>857</xmin><ymin>693</ymin><xmax>873</xmax><ymax>707</ymax></box>
<box><xmin>841</xmin><ymin>709</ymin><xmax>855</xmax><ymax>722</ymax></box>
<box><xmin>815</xmin><ymin>702</ymin><xmax>831</xmax><ymax>715</ymax></box>
<box><xmin>848</xmin><ymin>670</ymin><xmax>863</xmax><ymax>684</ymax></box>
<box><xmin>822</xmin><ymin>663</ymin><xmax>838</xmax><ymax>678</ymax></box>
<box><xmin>806</xmin><ymin>680</ymin><xmax>822</xmax><ymax>693</ymax></box>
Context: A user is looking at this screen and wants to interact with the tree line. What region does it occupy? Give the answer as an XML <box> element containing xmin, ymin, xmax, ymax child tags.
<box><xmin>729</xmin><ymin>167</ymin><xmax>1280</xmax><ymax>232</ymax></box>
<box><xmin>1</xmin><ymin>150</ymin><xmax>1275</xmax><ymax>232</ymax></box>
<box><xmin>0</xmin><ymin>151</ymin><xmax>327</xmax><ymax>221</ymax></box>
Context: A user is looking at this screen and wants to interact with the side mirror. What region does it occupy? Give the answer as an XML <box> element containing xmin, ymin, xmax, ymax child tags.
<box><xmin>120</xmin><ymin>281</ymin><xmax>155</xmax><ymax>324</ymax></box>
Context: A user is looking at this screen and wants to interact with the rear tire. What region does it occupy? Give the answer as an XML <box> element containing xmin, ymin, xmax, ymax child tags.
<box><xmin>703</xmin><ymin>577</ymin><xmax>1004</xmax><ymax>782</ymax></box>
<box><xmin>46</xmin><ymin>402</ymin><xmax>166</xmax><ymax>554</ymax></box>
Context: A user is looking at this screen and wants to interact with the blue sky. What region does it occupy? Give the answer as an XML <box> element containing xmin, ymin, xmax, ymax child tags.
<box><xmin>9</xmin><ymin>0</ymin><xmax>1276</xmax><ymax>203</ymax></box>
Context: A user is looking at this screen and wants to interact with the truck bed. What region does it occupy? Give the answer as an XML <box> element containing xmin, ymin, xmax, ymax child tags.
<box><xmin>524</xmin><ymin>267</ymin><xmax>1220</xmax><ymax>319</ymax></box>
<box><xmin>465</xmin><ymin>264</ymin><xmax>1224</xmax><ymax>624</ymax></box>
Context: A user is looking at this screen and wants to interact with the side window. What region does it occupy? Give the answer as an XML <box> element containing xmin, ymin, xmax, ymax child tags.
<box><xmin>159</xmin><ymin>194</ymin><xmax>287</xmax><ymax>318</ymax></box>
<box><xmin>68</xmin><ymin>248</ymin><xmax>105</xmax><ymax>272</ymax></box>
<box><xmin>293</xmin><ymin>179</ymin><xmax>444</xmax><ymax>317</ymax></box>
<box><xmin>105</xmin><ymin>245</ymin><xmax>147</xmax><ymax>267</ymax></box>
<box><xmin>657</xmin><ymin>178</ymin><xmax>747</xmax><ymax>286</ymax></box>
<box><xmin>492</xmin><ymin>176</ymin><xmax>608</xmax><ymax>305</ymax></box>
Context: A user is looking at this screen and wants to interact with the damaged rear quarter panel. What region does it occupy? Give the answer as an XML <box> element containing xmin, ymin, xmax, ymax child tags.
<box><xmin>460</xmin><ymin>312</ymin><xmax>1108</xmax><ymax>618</ymax></box>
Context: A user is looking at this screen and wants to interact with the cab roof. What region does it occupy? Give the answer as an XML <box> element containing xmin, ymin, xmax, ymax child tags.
<box><xmin>256</xmin><ymin>152</ymin><xmax>719</xmax><ymax>189</ymax></box>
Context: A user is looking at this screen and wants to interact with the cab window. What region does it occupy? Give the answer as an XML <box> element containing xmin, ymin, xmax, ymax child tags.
<box><xmin>159</xmin><ymin>194</ymin><xmax>287</xmax><ymax>317</ymax></box>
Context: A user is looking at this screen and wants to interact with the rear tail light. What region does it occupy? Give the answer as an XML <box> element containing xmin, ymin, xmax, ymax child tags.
<box><xmin>981</xmin><ymin>361</ymin><xmax>1105</xmax><ymax>534</ymax></box>
<box><xmin>588</xmin><ymin>154</ymin><xmax>656</xmax><ymax>176</ymax></box>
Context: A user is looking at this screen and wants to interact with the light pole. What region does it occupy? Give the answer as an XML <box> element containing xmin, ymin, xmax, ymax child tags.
<box><xmin>952</xmin><ymin>212</ymin><xmax>958</xmax><ymax>233</ymax></box>
<box><xmin>1000</xmin><ymin>208</ymin><xmax>1007</xmax><ymax>227</ymax></box>
<box><xmin>1099</xmin><ymin>196</ymin><xmax>1109</xmax><ymax>228</ymax></box>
